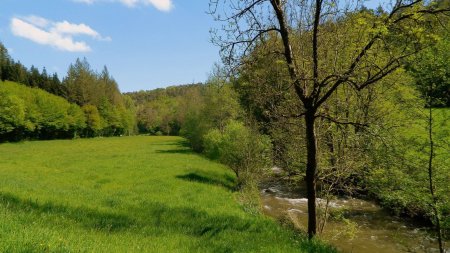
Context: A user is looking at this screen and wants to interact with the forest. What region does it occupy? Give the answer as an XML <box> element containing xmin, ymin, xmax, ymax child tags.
<box><xmin>0</xmin><ymin>0</ymin><xmax>450</xmax><ymax>251</ymax></box>
<box><xmin>0</xmin><ymin>47</ymin><xmax>136</xmax><ymax>140</ymax></box>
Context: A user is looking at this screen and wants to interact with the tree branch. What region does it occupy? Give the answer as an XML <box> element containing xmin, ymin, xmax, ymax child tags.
<box><xmin>317</xmin><ymin>114</ymin><xmax>369</xmax><ymax>128</ymax></box>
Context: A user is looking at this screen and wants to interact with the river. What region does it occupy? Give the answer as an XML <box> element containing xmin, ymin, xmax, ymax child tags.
<box><xmin>260</xmin><ymin>178</ymin><xmax>448</xmax><ymax>253</ymax></box>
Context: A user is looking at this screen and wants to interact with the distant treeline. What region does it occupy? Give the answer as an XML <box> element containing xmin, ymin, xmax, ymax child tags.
<box><xmin>0</xmin><ymin>81</ymin><xmax>85</xmax><ymax>140</ymax></box>
<box><xmin>126</xmin><ymin>84</ymin><xmax>203</xmax><ymax>135</ymax></box>
<box><xmin>0</xmin><ymin>43</ymin><xmax>135</xmax><ymax>142</ymax></box>
<box><xmin>0</xmin><ymin>44</ymin><xmax>64</xmax><ymax>97</ymax></box>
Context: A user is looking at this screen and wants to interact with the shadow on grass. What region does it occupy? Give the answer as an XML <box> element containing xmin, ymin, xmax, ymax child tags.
<box><xmin>142</xmin><ymin>203</ymin><xmax>252</xmax><ymax>236</ymax></box>
<box><xmin>176</xmin><ymin>171</ymin><xmax>236</xmax><ymax>191</ymax></box>
<box><xmin>154</xmin><ymin>139</ymin><xmax>195</xmax><ymax>154</ymax></box>
<box><xmin>135</xmin><ymin>202</ymin><xmax>336</xmax><ymax>252</ymax></box>
<box><xmin>174</xmin><ymin>139</ymin><xmax>191</xmax><ymax>148</ymax></box>
<box><xmin>0</xmin><ymin>192</ymin><xmax>135</xmax><ymax>232</ymax></box>
<box><xmin>156</xmin><ymin>148</ymin><xmax>193</xmax><ymax>154</ymax></box>
<box><xmin>150</xmin><ymin>139</ymin><xmax>191</xmax><ymax>147</ymax></box>
<box><xmin>0</xmin><ymin>192</ymin><xmax>335</xmax><ymax>252</ymax></box>
<box><xmin>0</xmin><ymin>191</ymin><xmax>248</xmax><ymax>238</ymax></box>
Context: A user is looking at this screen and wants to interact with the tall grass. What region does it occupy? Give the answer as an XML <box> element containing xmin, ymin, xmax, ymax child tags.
<box><xmin>0</xmin><ymin>136</ymin><xmax>334</xmax><ymax>252</ymax></box>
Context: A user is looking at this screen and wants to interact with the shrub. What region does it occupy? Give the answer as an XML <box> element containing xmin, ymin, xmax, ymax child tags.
<box><xmin>203</xmin><ymin>120</ymin><xmax>272</xmax><ymax>186</ymax></box>
<box><xmin>0</xmin><ymin>90</ymin><xmax>25</xmax><ymax>134</ymax></box>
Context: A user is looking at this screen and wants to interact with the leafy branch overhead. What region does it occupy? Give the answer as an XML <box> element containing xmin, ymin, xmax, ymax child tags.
<box><xmin>210</xmin><ymin>0</ymin><xmax>449</xmax><ymax>110</ymax></box>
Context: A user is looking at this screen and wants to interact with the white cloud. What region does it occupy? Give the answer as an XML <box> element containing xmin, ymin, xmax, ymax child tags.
<box><xmin>10</xmin><ymin>16</ymin><xmax>110</xmax><ymax>52</ymax></box>
<box><xmin>120</xmin><ymin>0</ymin><xmax>139</xmax><ymax>7</ymax></box>
<box><xmin>146</xmin><ymin>0</ymin><xmax>173</xmax><ymax>11</ymax></box>
<box><xmin>23</xmin><ymin>15</ymin><xmax>49</xmax><ymax>28</ymax></box>
<box><xmin>52</xmin><ymin>21</ymin><xmax>111</xmax><ymax>41</ymax></box>
<box><xmin>73</xmin><ymin>0</ymin><xmax>174</xmax><ymax>12</ymax></box>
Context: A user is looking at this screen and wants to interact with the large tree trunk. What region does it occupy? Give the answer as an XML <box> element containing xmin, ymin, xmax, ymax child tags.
<box><xmin>305</xmin><ymin>109</ymin><xmax>318</xmax><ymax>239</ymax></box>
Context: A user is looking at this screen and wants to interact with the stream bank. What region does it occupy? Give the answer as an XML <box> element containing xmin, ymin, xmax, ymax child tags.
<box><xmin>260</xmin><ymin>178</ymin><xmax>449</xmax><ymax>253</ymax></box>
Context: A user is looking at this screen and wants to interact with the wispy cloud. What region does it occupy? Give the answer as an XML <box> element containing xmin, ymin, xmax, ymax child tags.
<box><xmin>52</xmin><ymin>21</ymin><xmax>111</xmax><ymax>41</ymax></box>
<box><xmin>73</xmin><ymin>0</ymin><xmax>174</xmax><ymax>12</ymax></box>
<box><xmin>23</xmin><ymin>15</ymin><xmax>49</xmax><ymax>28</ymax></box>
<box><xmin>146</xmin><ymin>0</ymin><xmax>173</xmax><ymax>11</ymax></box>
<box><xmin>10</xmin><ymin>16</ymin><xmax>110</xmax><ymax>52</ymax></box>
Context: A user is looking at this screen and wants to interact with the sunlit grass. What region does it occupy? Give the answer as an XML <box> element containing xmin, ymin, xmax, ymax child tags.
<box><xmin>0</xmin><ymin>136</ymin><xmax>333</xmax><ymax>252</ymax></box>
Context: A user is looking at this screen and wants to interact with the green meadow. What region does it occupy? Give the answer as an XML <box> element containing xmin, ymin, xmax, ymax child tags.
<box><xmin>0</xmin><ymin>136</ymin><xmax>332</xmax><ymax>252</ymax></box>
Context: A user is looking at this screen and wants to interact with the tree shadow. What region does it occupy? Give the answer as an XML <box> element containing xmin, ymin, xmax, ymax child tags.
<box><xmin>0</xmin><ymin>191</ymin><xmax>248</xmax><ymax>238</ymax></box>
<box><xmin>0</xmin><ymin>192</ymin><xmax>330</xmax><ymax>252</ymax></box>
<box><xmin>0</xmin><ymin>191</ymin><xmax>251</xmax><ymax>238</ymax></box>
<box><xmin>0</xmin><ymin>192</ymin><xmax>135</xmax><ymax>232</ymax></box>
<box><xmin>150</xmin><ymin>139</ymin><xmax>191</xmax><ymax>147</ymax></box>
<box><xmin>176</xmin><ymin>171</ymin><xmax>236</xmax><ymax>191</ymax></box>
<box><xmin>136</xmin><ymin>202</ymin><xmax>253</xmax><ymax>237</ymax></box>
<box><xmin>174</xmin><ymin>139</ymin><xmax>191</xmax><ymax>148</ymax></box>
<box><xmin>155</xmin><ymin>139</ymin><xmax>195</xmax><ymax>154</ymax></box>
<box><xmin>133</xmin><ymin>202</ymin><xmax>334</xmax><ymax>252</ymax></box>
<box><xmin>154</xmin><ymin>139</ymin><xmax>194</xmax><ymax>154</ymax></box>
<box><xmin>156</xmin><ymin>148</ymin><xmax>193</xmax><ymax>154</ymax></box>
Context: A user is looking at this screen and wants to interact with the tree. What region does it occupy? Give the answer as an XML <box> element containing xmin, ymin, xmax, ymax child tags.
<box><xmin>99</xmin><ymin>66</ymin><xmax>123</xmax><ymax>107</ymax></box>
<box><xmin>0</xmin><ymin>90</ymin><xmax>25</xmax><ymax>134</ymax></box>
<box><xmin>0</xmin><ymin>80</ymin><xmax>87</xmax><ymax>141</ymax></box>
<box><xmin>425</xmin><ymin>90</ymin><xmax>445</xmax><ymax>253</ymax></box>
<box><xmin>210</xmin><ymin>0</ymin><xmax>450</xmax><ymax>238</ymax></box>
<box><xmin>407</xmin><ymin>37</ymin><xmax>450</xmax><ymax>107</ymax></box>
<box><xmin>82</xmin><ymin>104</ymin><xmax>103</xmax><ymax>137</ymax></box>
<box><xmin>63</xmin><ymin>58</ymin><xmax>97</xmax><ymax>106</ymax></box>
<box><xmin>203</xmin><ymin>120</ymin><xmax>272</xmax><ymax>184</ymax></box>
<box><xmin>0</xmin><ymin>43</ymin><xmax>11</xmax><ymax>81</ymax></box>
<box><xmin>409</xmin><ymin>51</ymin><xmax>448</xmax><ymax>252</ymax></box>
<box><xmin>28</xmin><ymin>65</ymin><xmax>42</xmax><ymax>88</ymax></box>
<box><xmin>67</xmin><ymin>103</ymin><xmax>86</xmax><ymax>138</ymax></box>
<box><xmin>180</xmin><ymin>82</ymin><xmax>242</xmax><ymax>151</ymax></box>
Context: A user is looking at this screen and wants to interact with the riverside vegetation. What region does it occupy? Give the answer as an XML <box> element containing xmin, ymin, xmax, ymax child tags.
<box><xmin>0</xmin><ymin>0</ymin><xmax>450</xmax><ymax>251</ymax></box>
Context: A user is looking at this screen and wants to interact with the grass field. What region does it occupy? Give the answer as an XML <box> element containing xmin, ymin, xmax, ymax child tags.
<box><xmin>0</xmin><ymin>136</ymin><xmax>332</xmax><ymax>252</ymax></box>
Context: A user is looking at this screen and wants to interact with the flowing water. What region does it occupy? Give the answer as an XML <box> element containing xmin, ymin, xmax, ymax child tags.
<box><xmin>260</xmin><ymin>179</ymin><xmax>448</xmax><ymax>253</ymax></box>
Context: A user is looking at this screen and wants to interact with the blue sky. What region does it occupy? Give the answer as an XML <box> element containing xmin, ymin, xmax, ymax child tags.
<box><xmin>0</xmin><ymin>0</ymin><xmax>219</xmax><ymax>92</ymax></box>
